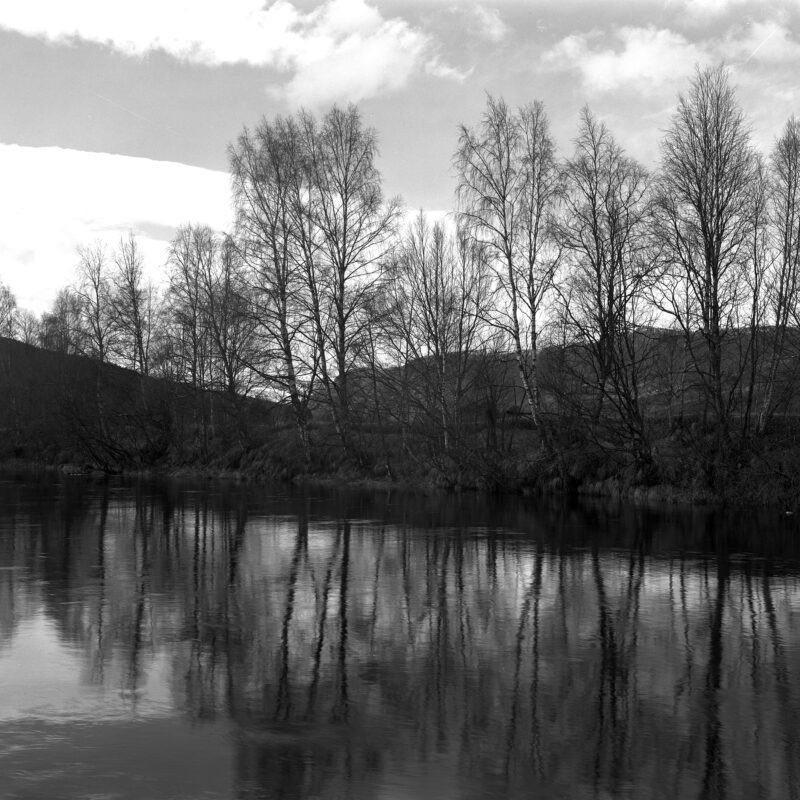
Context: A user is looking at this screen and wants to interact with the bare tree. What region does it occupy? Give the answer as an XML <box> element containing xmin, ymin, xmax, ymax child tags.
<box><xmin>0</xmin><ymin>281</ymin><xmax>17</xmax><ymax>338</ymax></box>
<box><xmin>199</xmin><ymin>235</ymin><xmax>257</xmax><ymax>400</ymax></box>
<box><xmin>166</xmin><ymin>225</ymin><xmax>214</xmax><ymax>388</ymax></box>
<box><xmin>456</xmin><ymin>96</ymin><xmax>561</xmax><ymax>426</ymax></box>
<box><xmin>739</xmin><ymin>156</ymin><xmax>773</xmax><ymax>435</ymax></box>
<box><xmin>73</xmin><ymin>241</ymin><xmax>118</xmax><ymax>445</ymax></box>
<box><xmin>39</xmin><ymin>287</ymin><xmax>85</xmax><ymax>354</ymax></box>
<box><xmin>111</xmin><ymin>233</ymin><xmax>157</xmax><ymax>375</ymax></box>
<box><xmin>380</xmin><ymin>213</ymin><xmax>491</xmax><ymax>465</ymax></box>
<box><xmin>299</xmin><ymin>105</ymin><xmax>400</xmax><ymax>451</ymax></box>
<box><xmin>229</xmin><ymin>117</ymin><xmax>317</xmax><ymax>458</ymax></box>
<box><xmin>554</xmin><ymin>108</ymin><xmax>657</xmax><ymax>465</ymax></box>
<box><xmin>757</xmin><ymin>116</ymin><xmax>800</xmax><ymax>431</ymax></box>
<box><xmin>75</xmin><ymin>242</ymin><xmax>115</xmax><ymax>363</ymax></box>
<box><xmin>16</xmin><ymin>309</ymin><xmax>39</xmax><ymax>345</ymax></box>
<box><xmin>653</xmin><ymin>65</ymin><xmax>760</xmax><ymax>446</ymax></box>
<box><xmin>162</xmin><ymin>224</ymin><xmax>218</xmax><ymax>454</ymax></box>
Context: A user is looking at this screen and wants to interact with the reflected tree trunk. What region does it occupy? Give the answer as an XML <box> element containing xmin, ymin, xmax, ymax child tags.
<box><xmin>275</xmin><ymin>514</ymin><xmax>307</xmax><ymax>721</ymax></box>
<box><xmin>700</xmin><ymin>543</ymin><xmax>728</xmax><ymax>800</ymax></box>
<box><xmin>529</xmin><ymin>543</ymin><xmax>545</xmax><ymax>779</ymax></box>
<box><xmin>90</xmin><ymin>490</ymin><xmax>109</xmax><ymax>684</ymax></box>
<box><xmin>332</xmin><ymin>522</ymin><xmax>350</xmax><ymax>723</ymax></box>
<box><xmin>763</xmin><ymin>565</ymin><xmax>799</xmax><ymax>799</ymax></box>
<box><xmin>305</xmin><ymin>528</ymin><xmax>341</xmax><ymax>720</ymax></box>
<box><xmin>592</xmin><ymin>546</ymin><xmax>620</xmax><ymax>794</ymax></box>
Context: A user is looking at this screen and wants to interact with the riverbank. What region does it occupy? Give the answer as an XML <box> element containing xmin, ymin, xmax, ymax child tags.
<box><xmin>3</xmin><ymin>441</ymin><xmax>797</xmax><ymax>510</ymax></box>
<box><xmin>3</xmin><ymin>333</ymin><xmax>800</xmax><ymax>510</ymax></box>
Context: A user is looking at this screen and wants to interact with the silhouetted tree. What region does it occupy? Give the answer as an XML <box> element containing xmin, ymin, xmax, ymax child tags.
<box><xmin>456</xmin><ymin>96</ymin><xmax>561</xmax><ymax>425</ymax></box>
<box><xmin>380</xmin><ymin>212</ymin><xmax>491</xmax><ymax>468</ymax></box>
<box><xmin>0</xmin><ymin>281</ymin><xmax>17</xmax><ymax>338</ymax></box>
<box><xmin>653</xmin><ymin>65</ymin><xmax>760</xmax><ymax>447</ymax></box>
<box><xmin>555</xmin><ymin>108</ymin><xmax>657</xmax><ymax>465</ymax></box>
<box><xmin>229</xmin><ymin>117</ymin><xmax>317</xmax><ymax>458</ymax></box>
<box><xmin>165</xmin><ymin>224</ymin><xmax>214</xmax><ymax>388</ymax></box>
<box><xmin>758</xmin><ymin>116</ymin><xmax>800</xmax><ymax>431</ymax></box>
<box><xmin>111</xmin><ymin>233</ymin><xmax>158</xmax><ymax>375</ymax></box>
<box><xmin>299</xmin><ymin>105</ymin><xmax>400</xmax><ymax>451</ymax></box>
<box><xmin>39</xmin><ymin>287</ymin><xmax>85</xmax><ymax>355</ymax></box>
<box><xmin>75</xmin><ymin>241</ymin><xmax>115</xmax><ymax>363</ymax></box>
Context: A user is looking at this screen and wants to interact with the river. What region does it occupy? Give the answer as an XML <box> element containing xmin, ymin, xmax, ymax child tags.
<box><xmin>0</xmin><ymin>471</ymin><xmax>798</xmax><ymax>799</ymax></box>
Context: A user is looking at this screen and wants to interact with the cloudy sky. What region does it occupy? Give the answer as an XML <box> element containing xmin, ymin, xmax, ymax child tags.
<box><xmin>1</xmin><ymin>0</ymin><xmax>798</xmax><ymax>312</ymax></box>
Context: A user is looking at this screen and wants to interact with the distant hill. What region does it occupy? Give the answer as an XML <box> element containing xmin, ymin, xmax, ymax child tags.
<box><xmin>0</xmin><ymin>336</ymin><xmax>279</xmax><ymax>471</ymax></box>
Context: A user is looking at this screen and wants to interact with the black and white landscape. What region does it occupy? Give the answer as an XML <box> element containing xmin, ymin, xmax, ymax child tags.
<box><xmin>1</xmin><ymin>2</ymin><xmax>800</xmax><ymax>798</ymax></box>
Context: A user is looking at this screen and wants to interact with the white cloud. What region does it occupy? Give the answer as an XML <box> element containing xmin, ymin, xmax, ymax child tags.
<box><xmin>727</xmin><ymin>20</ymin><xmax>800</xmax><ymax>64</ymax></box>
<box><xmin>426</xmin><ymin>57</ymin><xmax>474</xmax><ymax>82</ymax></box>
<box><xmin>669</xmin><ymin>0</ymin><xmax>748</xmax><ymax>21</ymax></box>
<box><xmin>542</xmin><ymin>26</ymin><xmax>706</xmax><ymax>94</ymax></box>
<box><xmin>541</xmin><ymin>16</ymin><xmax>800</xmax><ymax>98</ymax></box>
<box><xmin>469</xmin><ymin>5</ymin><xmax>508</xmax><ymax>43</ymax></box>
<box><xmin>0</xmin><ymin>0</ymin><xmax>458</xmax><ymax>106</ymax></box>
<box><xmin>276</xmin><ymin>2</ymin><xmax>434</xmax><ymax>106</ymax></box>
<box><xmin>0</xmin><ymin>0</ymin><xmax>287</xmax><ymax>62</ymax></box>
<box><xmin>0</xmin><ymin>145</ymin><xmax>231</xmax><ymax>313</ymax></box>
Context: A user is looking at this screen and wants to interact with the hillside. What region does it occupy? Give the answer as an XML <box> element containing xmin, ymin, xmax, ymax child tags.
<box><xmin>0</xmin><ymin>336</ymin><xmax>280</xmax><ymax>472</ymax></box>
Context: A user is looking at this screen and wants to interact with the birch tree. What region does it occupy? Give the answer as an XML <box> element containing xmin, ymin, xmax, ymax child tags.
<box><xmin>456</xmin><ymin>96</ymin><xmax>560</xmax><ymax>425</ymax></box>
<box><xmin>757</xmin><ymin>116</ymin><xmax>800</xmax><ymax>431</ymax></box>
<box><xmin>0</xmin><ymin>282</ymin><xmax>16</xmax><ymax>338</ymax></box>
<box><xmin>111</xmin><ymin>233</ymin><xmax>157</xmax><ymax>375</ymax></box>
<box><xmin>555</xmin><ymin>108</ymin><xmax>656</xmax><ymax>464</ymax></box>
<box><xmin>653</xmin><ymin>65</ymin><xmax>760</xmax><ymax>444</ymax></box>
<box><xmin>299</xmin><ymin>105</ymin><xmax>400</xmax><ymax>450</ymax></box>
<box><xmin>381</xmin><ymin>213</ymin><xmax>490</xmax><ymax>461</ymax></box>
<box><xmin>166</xmin><ymin>225</ymin><xmax>213</xmax><ymax>388</ymax></box>
<box><xmin>230</xmin><ymin>117</ymin><xmax>317</xmax><ymax>458</ymax></box>
<box><xmin>75</xmin><ymin>242</ymin><xmax>115</xmax><ymax>363</ymax></box>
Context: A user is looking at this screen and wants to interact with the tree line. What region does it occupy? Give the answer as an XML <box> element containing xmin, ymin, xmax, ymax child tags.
<box><xmin>3</xmin><ymin>64</ymin><xmax>800</xmax><ymax>495</ymax></box>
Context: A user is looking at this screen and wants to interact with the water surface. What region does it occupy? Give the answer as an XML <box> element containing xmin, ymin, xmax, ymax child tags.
<box><xmin>0</xmin><ymin>472</ymin><xmax>799</xmax><ymax>799</ymax></box>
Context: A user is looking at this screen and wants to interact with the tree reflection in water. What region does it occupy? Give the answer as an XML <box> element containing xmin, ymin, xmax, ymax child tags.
<box><xmin>0</xmin><ymin>475</ymin><xmax>799</xmax><ymax>799</ymax></box>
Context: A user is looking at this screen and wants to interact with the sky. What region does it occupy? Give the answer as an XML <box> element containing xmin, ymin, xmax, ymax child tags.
<box><xmin>0</xmin><ymin>0</ymin><xmax>799</xmax><ymax>313</ymax></box>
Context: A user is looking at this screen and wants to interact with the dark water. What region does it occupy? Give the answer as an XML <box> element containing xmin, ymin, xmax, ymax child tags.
<box><xmin>0</xmin><ymin>473</ymin><xmax>799</xmax><ymax>799</ymax></box>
